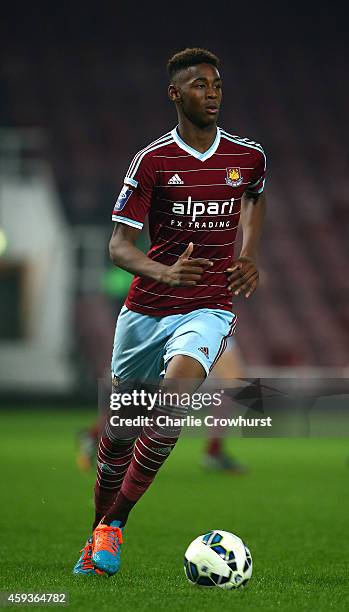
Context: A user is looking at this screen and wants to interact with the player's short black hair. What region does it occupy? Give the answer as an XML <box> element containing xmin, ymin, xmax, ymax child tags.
<box><xmin>167</xmin><ymin>47</ymin><xmax>220</xmax><ymax>80</ymax></box>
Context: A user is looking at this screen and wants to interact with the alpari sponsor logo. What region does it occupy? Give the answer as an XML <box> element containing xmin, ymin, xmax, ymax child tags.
<box><xmin>172</xmin><ymin>196</ymin><xmax>235</xmax><ymax>221</ymax></box>
<box><xmin>170</xmin><ymin>196</ymin><xmax>235</xmax><ymax>229</ymax></box>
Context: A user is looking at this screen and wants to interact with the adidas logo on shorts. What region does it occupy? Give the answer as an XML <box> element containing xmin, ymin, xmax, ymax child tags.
<box><xmin>168</xmin><ymin>174</ymin><xmax>184</xmax><ymax>185</ymax></box>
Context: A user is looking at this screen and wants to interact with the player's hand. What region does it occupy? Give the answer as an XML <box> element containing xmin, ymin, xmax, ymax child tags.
<box><xmin>161</xmin><ymin>242</ymin><xmax>213</xmax><ymax>287</ymax></box>
<box><xmin>226</xmin><ymin>257</ymin><xmax>259</xmax><ymax>298</ymax></box>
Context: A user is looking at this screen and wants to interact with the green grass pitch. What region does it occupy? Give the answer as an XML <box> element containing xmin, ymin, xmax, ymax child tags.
<box><xmin>1</xmin><ymin>409</ymin><xmax>348</xmax><ymax>612</ymax></box>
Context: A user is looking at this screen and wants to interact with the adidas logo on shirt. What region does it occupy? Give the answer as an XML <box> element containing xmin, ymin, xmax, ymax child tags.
<box><xmin>168</xmin><ymin>174</ymin><xmax>184</xmax><ymax>185</ymax></box>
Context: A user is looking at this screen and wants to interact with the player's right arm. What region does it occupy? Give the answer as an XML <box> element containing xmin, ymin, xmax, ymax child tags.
<box><xmin>109</xmin><ymin>217</ymin><xmax>212</xmax><ymax>288</ymax></box>
<box><xmin>110</xmin><ymin>148</ymin><xmax>211</xmax><ymax>286</ymax></box>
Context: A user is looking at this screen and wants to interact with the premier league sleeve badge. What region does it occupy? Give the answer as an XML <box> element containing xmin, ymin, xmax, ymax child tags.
<box><xmin>114</xmin><ymin>185</ymin><xmax>133</xmax><ymax>211</ymax></box>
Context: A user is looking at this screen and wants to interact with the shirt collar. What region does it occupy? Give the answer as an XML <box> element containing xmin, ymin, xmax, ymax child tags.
<box><xmin>171</xmin><ymin>126</ymin><xmax>221</xmax><ymax>161</ymax></box>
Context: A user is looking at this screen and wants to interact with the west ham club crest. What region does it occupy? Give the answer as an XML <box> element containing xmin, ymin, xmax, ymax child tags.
<box><xmin>225</xmin><ymin>167</ymin><xmax>243</xmax><ymax>187</ymax></box>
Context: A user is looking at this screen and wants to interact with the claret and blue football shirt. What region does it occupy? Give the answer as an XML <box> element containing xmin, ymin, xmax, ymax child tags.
<box><xmin>112</xmin><ymin>127</ymin><xmax>266</xmax><ymax>316</ymax></box>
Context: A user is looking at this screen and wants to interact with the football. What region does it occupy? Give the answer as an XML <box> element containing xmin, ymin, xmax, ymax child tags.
<box><xmin>184</xmin><ymin>530</ymin><xmax>252</xmax><ymax>590</ymax></box>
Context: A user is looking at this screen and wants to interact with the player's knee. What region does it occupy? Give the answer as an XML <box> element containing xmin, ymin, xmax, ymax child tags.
<box><xmin>164</xmin><ymin>354</ymin><xmax>206</xmax><ymax>386</ymax></box>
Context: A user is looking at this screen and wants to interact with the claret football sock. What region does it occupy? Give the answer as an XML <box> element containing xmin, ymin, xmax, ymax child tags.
<box><xmin>102</xmin><ymin>495</ymin><xmax>133</xmax><ymax>527</ymax></box>
<box><xmin>206</xmin><ymin>437</ymin><xmax>222</xmax><ymax>456</ymax></box>
<box><xmin>94</xmin><ymin>418</ymin><xmax>137</xmax><ymax>528</ymax></box>
<box><xmin>103</xmin><ymin>413</ymin><xmax>181</xmax><ymax>526</ymax></box>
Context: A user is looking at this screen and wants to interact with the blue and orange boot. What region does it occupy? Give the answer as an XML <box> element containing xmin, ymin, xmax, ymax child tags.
<box><xmin>73</xmin><ymin>537</ymin><xmax>105</xmax><ymax>576</ymax></box>
<box><xmin>91</xmin><ymin>521</ymin><xmax>123</xmax><ymax>576</ymax></box>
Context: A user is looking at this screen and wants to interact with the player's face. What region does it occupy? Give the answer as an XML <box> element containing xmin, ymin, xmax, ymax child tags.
<box><xmin>169</xmin><ymin>63</ymin><xmax>222</xmax><ymax>128</ymax></box>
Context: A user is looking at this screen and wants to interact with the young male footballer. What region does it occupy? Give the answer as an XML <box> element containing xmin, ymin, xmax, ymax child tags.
<box><xmin>73</xmin><ymin>47</ymin><xmax>266</xmax><ymax>576</ymax></box>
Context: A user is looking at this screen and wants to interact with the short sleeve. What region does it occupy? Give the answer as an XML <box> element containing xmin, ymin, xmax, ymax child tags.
<box><xmin>246</xmin><ymin>147</ymin><xmax>267</xmax><ymax>195</ymax></box>
<box><xmin>112</xmin><ymin>154</ymin><xmax>155</xmax><ymax>229</ymax></box>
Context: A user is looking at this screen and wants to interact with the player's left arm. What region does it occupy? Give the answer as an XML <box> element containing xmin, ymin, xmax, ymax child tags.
<box><xmin>226</xmin><ymin>190</ymin><xmax>266</xmax><ymax>298</ymax></box>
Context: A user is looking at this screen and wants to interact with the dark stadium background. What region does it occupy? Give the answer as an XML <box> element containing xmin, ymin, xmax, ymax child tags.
<box><xmin>1</xmin><ymin>0</ymin><xmax>348</xmax><ymax>392</ymax></box>
<box><xmin>0</xmin><ymin>4</ymin><xmax>348</xmax><ymax>611</ymax></box>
